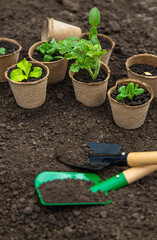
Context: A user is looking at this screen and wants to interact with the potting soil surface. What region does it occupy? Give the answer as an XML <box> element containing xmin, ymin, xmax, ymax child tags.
<box><xmin>0</xmin><ymin>40</ymin><xmax>19</xmax><ymax>55</ymax></box>
<box><xmin>38</xmin><ymin>179</ymin><xmax>111</xmax><ymax>204</ymax></box>
<box><xmin>111</xmin><ymin>84</ymin><xmax>151</xmax><ymax>106</ymax></box>
<box><xmin>74</xmin><ymin>68</ymin><xmax>107</xmax><ymax>83</ymax></box>
<box><xmin>32</xmin><ymin>50</ymin><xmax>63</xmax><ymax>62</ymax></box>
<box><xmin>129</xmin><ymin>64</ymin><xmax>157</xmax><ymax>76</ymax></box>
<box><xmin>8</xmin><ymin>64</ymin><xmax>47</xmax><ymax>82</ymax></box>
<box><xmin>0</xmin><ymin>0</ymin><xmax>157</xmax><ymax>240</ymax></box>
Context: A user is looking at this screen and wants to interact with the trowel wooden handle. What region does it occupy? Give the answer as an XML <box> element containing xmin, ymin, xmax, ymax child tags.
<box><xmin>127</xmin><ymin>152</ymin><xmax>157</xmax><ymax>167</ymax></box>
<box><xmin>123</xmin><ymin>164</ymin><xmax>157</xmax><ymax>184</ymax></box>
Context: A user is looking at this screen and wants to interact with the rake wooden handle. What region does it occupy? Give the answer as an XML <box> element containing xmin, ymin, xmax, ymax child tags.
<box><xmin>127</xmin><ymin>152</ymin><xmax>157</xmax><ymax>167</ymax></box>
<box><xmin>123</xmin><ymin>164</ymin><xmax>157</xmax><ymax>184</ymax></box>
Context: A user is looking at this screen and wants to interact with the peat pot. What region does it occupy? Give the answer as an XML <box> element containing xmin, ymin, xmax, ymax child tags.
<box><xmin>69</xmin><ymin>62</ymin><xmax>110</xmax><ymax>107</ymax></box>
<box><xmin>108</xmin><ymin>79</ymin><xmax>153</xmax><ymax>130</ymax></box>
<box><xmin>5</xmin><ymin>62</ymin><xmax>49</xmax><ymax>109</ymax></box>
<box><xmin>41</xmin><ymin>17</ymin><xmax>82</xmax><ymax>42</ymax></box>
<box><xmin>126</xmin><ymin>54</ymin><xmax>157</xmax><ymax>97</ymax></box>
<box><xmin>28</xmin><ymin>40</ymin><xmax>68</xmax><ymax>84</ymax></box>
<box><xmin>82</xmin><ymin>33</ymin><xmax>115</xmax><ymax>65</ymax></box>
<box><xmin>0</xmin><ymin>37</ymin><xmax>22</xmax><ymax>82</ymax></box>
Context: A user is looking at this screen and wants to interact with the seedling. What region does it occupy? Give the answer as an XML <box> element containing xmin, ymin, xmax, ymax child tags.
<box><xmin>116</xmin><ymin>82</ymin><xmax>144</xmax><ymax>101</ymax></box>
<box><xmin>0</xmin><ymin>47</ymin><xmax>6</xmax><ymax>55</ymax></box>
<box><xmin>57</xmin><ymin>7</ymin><xmax>106</xmax><ymax>80</ymax></box>
<box><xmin>36</xmin><ymin>38</ymin><xmax>63</xmax><ymax>62</ymax></box>
<box><xmin>10</xmin><ymin>58</ymin><xmax>42</xmax><ymax>82</ymax></box>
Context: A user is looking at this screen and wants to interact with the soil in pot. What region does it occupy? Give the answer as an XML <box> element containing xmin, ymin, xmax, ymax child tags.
<box><xmin>0</xmin><ymin>40</ymin><xmax>19</xmax><ymax>55</ymax></box>
<box><xmin>38</xmin><ymin>179</ymin><xmax>110</xmax><ymax>204</ymax></box>
<box><xmin>74</xmin><ymin>68</ymin><xmax>107</xmax><ymax>83</ymax></box>
<box><xmin>8</xmin><ymin>64</ymin><xmax>47</xmax><ymax>82</ymax></box>
<box><xmin>32</xmin><ymin>49</ymin><xmax>63</xmax><ymax>62</ymax></box>
<box><xmin>111</xmin><ymin>84</ymin><xmax>151</xmax><ymax>106</ymax></box>
<box><xmin>83</xmin><ymin>35</ymin><xmax>112</xmax><ymax>49</ymax></box>
<box><xmin>129</xmin><ymin>64</ymin><xmax>157</xmax><ymax>77</ymax></box>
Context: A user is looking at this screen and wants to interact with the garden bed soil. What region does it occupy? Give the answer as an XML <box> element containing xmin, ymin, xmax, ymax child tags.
<box><xmin>0</xmin><ymin>0</ymin><xmax>157</xmax><ymax>240</ymax></box>
<box><xmin>38</xmin><ymin>179</ymin><xmax>111</xmax><ymax>204</ymax></box>
<box><xmin>7</xmin><ymin>64</ymin><xmax>47</xmax><ymax>82</ymax></box>
<box><xmin>129</xmin><ymin>64</ymin><xmax>157</xmax><ymax>76</ymax></box>
<box><xmin>111</xmin><ymin>84</ymin><xmax>151</xmax><ymax>106</ymax></box>
<box><xmin>32</xmin><ymin>49</ymin><xmax>63</xmax><ymax>62</ymax></box>
<box><xmin>74</xmin><ymin>68</ymin><xmax>107</xmax><ymax>83</ymax></box>
<box><xmin>0</xmin><ymin>40</ymin><xmax>19</xmax><ymax>55</ymax></box>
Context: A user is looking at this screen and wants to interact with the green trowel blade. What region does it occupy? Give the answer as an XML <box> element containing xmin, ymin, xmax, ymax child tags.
<box><xmin>35</xmin><ymin>171</ymin><xmax>111</xmax><ymax>206</ymax></box>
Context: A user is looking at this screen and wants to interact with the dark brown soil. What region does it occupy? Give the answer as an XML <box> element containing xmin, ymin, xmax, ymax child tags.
<box><xmin>130</xmin><ymin>64</ymin><xmax>157</xmax><ymax>76</ymax></box>
<box><xmin>8</xmin><ymin>64</ymin><xmax>47</xmax><ymax>82</ymax></box>
<box><xmin>38</xmin><ymin>179</ymin><xmax>111</xmax><ymax>204</ymax></box>
<box><xmin>0</xmin><ymin>40</ymin><xmax>19</xmax><ymax>55</ymax></box>
<box><xmin>111</xmin><ymin>84</ymin><xmax>151</xmax><ymax>106</ymax></box>
<box><xmin>74</xmin><ymin>68</ymin><xmax>107</xmax><ymax>83</ymax></box>
<box><xmin>32</xmin><ymin>49</ymin><xmax>63</xmax><ymax>62</ymax></box>
<box><xmin>0</xmin><ymin>0</ymin><xmax>157</xmax><ymax>240</ymax></box>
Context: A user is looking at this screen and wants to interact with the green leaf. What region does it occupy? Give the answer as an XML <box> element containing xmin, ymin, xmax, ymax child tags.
<box><xmin>134</xmin><ymin>88</ymin><xmax>144</xmax><ymax>95</ymax></box>
<box><xmin>43</xmin><ymin>54</ymin><xmax>53</xmax><ymax>62</ymax></box>
<box><xmin>65</xmin><ymin>36</ymin><xmax>79</xmax><ymax>42</ymax></box>
<box><xmin>50</xmin><ymin>38</ymin><xmax>56</xmax><ymax>46</ymax></box>
<box><xmin>0</xmin><ymin>47</ymin><xmax>6</xmax><ymax>55</ymax></box>
<box><xmin>116</xmin><ymin>92</ymin><xmax>128</xmax><ymax>101</ymax></box>
<box><xmin>134</xmin><ymin>84</ymin><xmax>139</xmax><ymax>90</ymax></box>
<box><xmin>29</xmin><ymin>67</ymin><xmax>42</xmax><ymax>78</ymax></box>
<box><xmin>89</xmin><ymin>7</ymin><xmax>100</xmax><ymax>27</ymax></box>
<box><xmin>70</xmin><ymin>63</ymin><xmax>80</xmax><ymax>72</ymax></box>
<box><xmin>10</xmin><ymin>69</ymin><xmax>27</xmax><ymax>82</ymax></box>
<box><xmin>126</xmin><ymin>82</ymin><xmax>134</xmax><ymax>94</ymax></box>
<box><xmin>36</xmin><ymin>44</ymin><xmax>47</xmax><ymax>55</ymax></box>
<box><xmin>118</xmin><ymin>86</ymin><xmax>126</xmax><ymax>93</ymax></box>
<box><xmin>46</xmin><ymin>47</ymin><xmax>57</xmax><ymax>55</ymax></box>
<box><xmin>90</xmin><ymin>35</ymin><xmax>99</xmax><ymax>45</ymax></box>
<box><xmin>54</xmin><ymin>56</ymin><xmax>64</xmax><ymax>59</ymax></box>
<box><xmin>17</xmin><ymin>58</ymin><xmax>32</xmax><ymax>77</ymax></box>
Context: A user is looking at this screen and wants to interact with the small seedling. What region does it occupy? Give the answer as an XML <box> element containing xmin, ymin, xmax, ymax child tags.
<box><xmin>36</xmin><ymin>38</ymin><xmax>63</xmax><ymax>62</ymax></box>
<box><xmin>116</xmin><ymin>82</ymin><xmax>144</xmax><ymax>101</ymax></box>
<box><xmin>10</xmin><ymin>58</ymin><xmax>42</xmax><ymax>82</ymax></box>
<box><xmin>0</xmin><ymin>47</ymin><xmax>6</xmax><ymax>55</ymax></box>
<box><xmin>57</xmin><ymin>7</ymin><xmax>106</xmax><ymax>80</ymax></box>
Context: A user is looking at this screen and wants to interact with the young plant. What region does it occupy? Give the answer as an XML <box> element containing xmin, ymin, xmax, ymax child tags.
<box><xmin>116</xmin><ymin>82</ymin><xmax>144</xmax><ymax>101</ymax></box>
<box><xmin>10</xmin><ymin>58</ymin><xmax>42</xmax><ymax>82</ymax></box>
<box><xmin>57</xmin><ymin>7</ymin><xmax>106</xmax><ymax>80</ymax></box>
<box><xmin>0</xmin><ymin>47</ymin><xmax>6</xmax><ymax>55</ymax></box>
<box><xmin>36</xmin><ymin>38</ymin><xmax>63</xmax><ymax>62</ymax></box>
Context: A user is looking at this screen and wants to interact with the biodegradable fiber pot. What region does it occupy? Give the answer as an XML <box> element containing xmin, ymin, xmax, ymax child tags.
<box><xmin>126</xmin><ymin>54</ymin><xmax>157</xmax><ymax>97</ymax></box>
<box><xmin>41</xmin><ymin>17</ymin><xmax>82</xmax><ymax>42</ymax></box>
<box><xmin>0</xmin><ymin>37</ymin><xmax>22</xmax><ymax>82</ymax></box>
<box><xmin>28</xmin><ymin>41</ymin><xmax>68</xmax><ymax>84</ymax></box>
<box><xmin>5</xmin><ymin>62</ymin><xmax>49</xmax><ymax>109</ymax></box>
<box><xmin>108</xmin><ymin>79</ymin><xmax>153</xmax><ymax>130</ymax></box>
<box><xmin>69</xmin><ymin>62</ymin><xmax>110</xmax><ymax>107</ymax></box>
<box><xmin>82</xmin><ymin>33</ymin><xmax>115</xmax><ymax>65</ymax></box>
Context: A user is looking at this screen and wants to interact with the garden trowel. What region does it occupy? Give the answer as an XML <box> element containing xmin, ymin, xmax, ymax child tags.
<box><xmin>35</xmin><ymin>164</ymin><xmax>157</xmax><ymax>205</ymax></box>
<box><xmin>57</xmin><ymin>141</ymin><xmax>157</xmax><ymax>170</ymax></box>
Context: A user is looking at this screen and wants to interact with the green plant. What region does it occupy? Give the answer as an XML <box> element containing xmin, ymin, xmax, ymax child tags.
<box><xmin>57</xmin><ymin>7</ymin><xmax>106</xmax><ymax>80</ymax></box>
<box><xmin>116</xmin><ymin>82</ymin><xmax>144</xmax><ymax>101</ymax></box>
<box><xmin>0</xmin><ymin>47</ymin><xmax>6</xmax><ymax>55</ymax></box>
<box><xmin>36</xmin><ymin>38</ymin><xmax>63</xmax><ymax>62</ymax></box>
<box><xmin>10</xmin><ymin>58</ymin><xmax>42</xmax><ymax>82</ymax></box>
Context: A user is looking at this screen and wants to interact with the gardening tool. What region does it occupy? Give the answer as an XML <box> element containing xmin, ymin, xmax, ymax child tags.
<box><xmin>57</xmin><ymin>142</ymin><xmax>157</xmax><ymax>170</ymax></box>
<box><xmin>35</xmin><ymin>164</ymin><xmax>157</xmax><ymax>206</ymax></box>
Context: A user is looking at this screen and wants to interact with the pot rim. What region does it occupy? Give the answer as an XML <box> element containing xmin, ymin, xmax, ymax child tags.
<box><xmin>108</xmin><ymin>78</ymin><xmax>154</xmax><ymax>108</ymax></box>
<box><xmin>69</xmin><ymin>61</ymin><xmax>110</xmax><ymax>86</ymax></box>
<box><xmin>28</xmin><ymin>40</ymin><xmax>66</xmax><ymax>64</ymax></box>
<box><xmin>126</xmin><ymin>53</ymin><xmax>157</xmax><ymax>79</ymax></box>
<box><xmin>0</xmin><ymin>37</ymin><xmax>22</xmax><ymax>58</ymax></box>
<box><xmin>5</xmin><ymin>61</ymin><xmax>49</xmax><ymax>85</ymax></box>
<box><xmin>81</xmin><ymin>32</ymin><xmax>115</xmax><ymax>51</ymax></box>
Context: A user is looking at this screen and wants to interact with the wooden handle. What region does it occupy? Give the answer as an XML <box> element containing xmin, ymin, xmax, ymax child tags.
<box><xmin>127</xmin><ymin>152</ymin><xmax>157</xmax><ymax>166</ymax></box>
<box><xmin>123</xmin><ymin>165</ymin><xmax>157</xmax><ymax>184</ymax></box>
